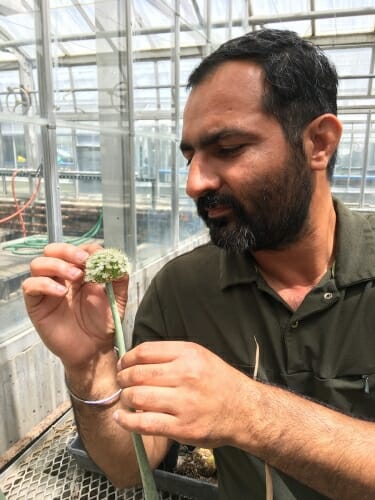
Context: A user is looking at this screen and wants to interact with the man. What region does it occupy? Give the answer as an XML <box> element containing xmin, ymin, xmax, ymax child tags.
<box><xmin>23</xmin><ymin>29</ymin><xmax>375</xmax><ymax>499</ymax></box>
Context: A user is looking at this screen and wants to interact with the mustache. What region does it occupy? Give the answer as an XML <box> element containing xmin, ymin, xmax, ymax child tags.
<box><xmin>197</xmin><ymin>192</ymin><xmax>239</xmax><ymax>214</ymax></box>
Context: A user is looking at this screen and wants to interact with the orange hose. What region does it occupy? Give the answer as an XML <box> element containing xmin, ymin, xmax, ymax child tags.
<box><xmin>0</xmin><ymin>173</ymin><xmax>42</xmax><ymax>224</ymax></box>
<box><xmin>11</xmin><ymin>169</ymin><xmax>27</xmax><ymax>237</ymax></box>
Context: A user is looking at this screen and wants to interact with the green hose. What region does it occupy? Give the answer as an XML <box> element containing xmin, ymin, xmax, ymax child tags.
<box><xmin>3</xmin><ymin>211</ymin><xmax>103</xmax><ymax>255</ymax></box>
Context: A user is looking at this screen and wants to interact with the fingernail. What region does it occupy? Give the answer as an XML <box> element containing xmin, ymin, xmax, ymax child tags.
<box><xmin>69</xmin><ymin>267</ymin><xmax>82</xmax><ymax>279</ymax></box>
<box><xmin>54</xmin><ymin>283</ymin><xmax>67</xmax><ymax>294</ymax></box>
<box><xmin>76</xmin><ymin>250</ymin><xmax>89</xmax><ymax>262</ymax></box>
<box><xmin>113</xmin><ymin>410</ymin><xmax>120</xmax><ymax>422</ymax></box>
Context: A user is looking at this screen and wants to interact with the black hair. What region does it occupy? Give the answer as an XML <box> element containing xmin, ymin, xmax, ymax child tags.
<box><xmin>187</xmin><ymin>29</ymin><xmax>339</xmax><ymax>178</ymax></box>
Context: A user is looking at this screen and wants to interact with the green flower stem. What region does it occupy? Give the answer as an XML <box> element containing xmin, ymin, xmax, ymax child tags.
<box><xmin>131</xmin><ymin>433</ymin><xmax>159</xmax><ymax>500</ymax></box>
<box><xmin>106</xmin><ymin>282</ymin><xmax>126</xmax><ymax>355</ymax></box>
<box><xmin>105</xmin><ymin>282</ymin><xmax>159</xmax><ymax>500</ymax></box>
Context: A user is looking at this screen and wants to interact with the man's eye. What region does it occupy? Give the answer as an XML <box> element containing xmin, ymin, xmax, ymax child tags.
<box><xmin>218</xmin><ymin>145</ymin><xmax>244</xmax><ymax>156</ymax></box>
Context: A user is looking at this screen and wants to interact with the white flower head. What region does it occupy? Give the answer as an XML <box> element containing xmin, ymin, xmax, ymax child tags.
<box><xmin>84</xmin><ymin>248</ymin><xmax>129</xmax><ymax>283</ymax></box>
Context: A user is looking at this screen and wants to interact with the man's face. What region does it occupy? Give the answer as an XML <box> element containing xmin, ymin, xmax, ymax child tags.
<box><xmin>196</xmin><ymin>146</ymin><xmax>313</xmax><ymax>252</ymax></box>
<box><xmin>181</xmin><ymin>60</ymin><xmax>314</xmax><ymax>252</ymax></box>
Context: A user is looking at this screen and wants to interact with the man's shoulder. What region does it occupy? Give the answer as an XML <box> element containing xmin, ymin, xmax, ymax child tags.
<box><xmin>148</xmin><ymin>242</ymin><xmax>223</xmax><ymax>297</ymax></box>
<box><xmin>161</xmin><ymin>242</ymin><xmax>222</xmax><ymax>275</ymax></box>
<box><xmin>364</xmin><ymin>211</ymin><xmax>375</xmax><ymax>231</ymax></box>
<box><xmin>336</xmin><ymin>200</ymin><xmax>375</xmax><ymax>232</ymax></box>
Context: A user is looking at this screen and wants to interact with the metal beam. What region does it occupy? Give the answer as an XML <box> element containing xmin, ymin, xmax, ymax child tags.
<box><xmin>34</xmin><ymin>0</ymin><xmax>63</xmax><ymax>242</ymax></box>
<box><xmin>0</xmin><ymin>32</ymin><xmax>374</xmax><ymax>67</ymax></box>
<box><xmin>0</xmin><ymin>13</ymin><xmax>374</xmax><ymax>52</ymax></box>
<box><xmin>125</xmin><ymin>0</ymin><xmax>137</xmax><ymax>265</ymax></box>
<box><xmin>248</xmin><ymin>7</ymin><xmax>375</xmax><ymax>25</ymax></box>
<box><xmin>359</xmin><ymin>112</ymin><xmax>372</xmax><ymax>207</ymax></box>
<box><xmin>171</xmin><ymin>0</ymin><xmax>180</xmax><ymax>248</ymax></box>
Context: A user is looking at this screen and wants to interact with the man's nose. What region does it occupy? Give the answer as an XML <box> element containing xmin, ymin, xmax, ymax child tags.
<box><xmin>185</xmin><ymin>155</ymin><xmax>221</xmax><ymax>200</ymax></box>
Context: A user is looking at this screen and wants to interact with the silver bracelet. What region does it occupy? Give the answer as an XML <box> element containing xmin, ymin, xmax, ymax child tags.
<box><xmin>65</xmin><ymin>348</ymin><xmax>122</xmax><ymax>406</ymax></box>
<box><xmin>66</xmin><ymin>380</ymin><xmax>122</xmax><ymax>406</ymax></box>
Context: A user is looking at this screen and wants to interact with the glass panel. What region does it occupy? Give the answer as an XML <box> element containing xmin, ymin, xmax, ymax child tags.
<box><xmin>339</xmin><ymin>78</ymin><xmax>370</xmax><ymax>97</ymax></box>
<box><xmin>332</xmin><ymin>113</ymin><xmax>375</xmax><ymax>209</ymax></box>
<box><xmin>0</xmin><ymin>1</ymin><xmax>48</xmax><ymax>342</ymax></box>
<box><xmin>0</xmin><ymin>121</ymin><xmax>44</xmax><ymax>341</ymax></box>
<box><xmin>315</xmin><ymin>0</ymin><xmax>375</xmax><ymax>7</ymax></box>
<box><xmin>0</xmin><ymin>10</ymin><xmax>35</xmax><ymax>42</ymax></box>
<box><xmin>177</xmin><ymin>146</ymin><xmax>204</xmax><ymax>242</ymax></box>
<box><xmin>50</xmin><ymin>5</ymin><xmax>92</xmax><ymax>36</ymax></box>
<box><xmin>251</xmin><ymin>0</ymin><xmax>310</xmax><ymax>15</ymax></box>
<box><xmin>315</xmin><ymin>0</ymin><xmax>375</xmax><ymax>35</ymax></box>
<box><xmin>263</xmin><ymin>20</ymin><xmax>312</xmax><ymax>36</ymax></box>
<box><xmin>133</xmin><ymin>0</ymin><xmax>175</xmax><ymax>261</ymax></box>
<box><xmin>316</xmin><ymin>16</ymin><xmax>374</xmax><ymax>35</ymax></box>
<box><xmin>325</xmin><ymin>48</ymin><xmax>372</xmax><ymax>77</ymax></box>
<box><xmin>134</xmin><ymin>125</ymin><xmax>175</xmax><ymax>263</ymax></box>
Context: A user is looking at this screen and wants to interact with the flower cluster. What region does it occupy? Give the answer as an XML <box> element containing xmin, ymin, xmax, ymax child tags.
<box><xmin>84</xmin><ymin>248</ymin><xmax>129</xmax><ymax>284</ymax></box>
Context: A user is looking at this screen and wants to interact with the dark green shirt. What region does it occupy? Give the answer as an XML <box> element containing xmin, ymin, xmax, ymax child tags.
<box><xmin>133</xmin><ymin>200</ymin><xmax>375</xmax><ymax>499</ymax></box>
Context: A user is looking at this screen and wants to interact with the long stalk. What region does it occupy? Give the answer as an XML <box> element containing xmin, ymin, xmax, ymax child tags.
<box><xmin>106</xmin><ymin>282</ymin><xmax>159</xmax><ymax>500</ymax></box>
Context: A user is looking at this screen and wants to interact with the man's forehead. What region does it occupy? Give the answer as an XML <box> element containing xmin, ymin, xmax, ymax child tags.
<box><xmin>187</xmin><ymin>60</ymin><xmax>265</xmax><ymax>94</ymax></box>
<box><xmin>180</xmin><ymin>128</ymin><xmax>258</xmax><ymax>152</ymax></box>
<box><xmin>181</xmin><ymin>61</ymin><xmax>268</xmax><ymax>148</ymax></box>
<box><xmin>183</xmin><ymin>61</ymin><xmax>265</xmax><ymax>116</ymax></box>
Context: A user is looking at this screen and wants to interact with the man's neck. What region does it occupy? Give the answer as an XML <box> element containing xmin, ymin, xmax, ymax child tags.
<box><xmin>252</xmin><ymin>197</ymin><xmax>336</xmax><ymax>310</ymax></box>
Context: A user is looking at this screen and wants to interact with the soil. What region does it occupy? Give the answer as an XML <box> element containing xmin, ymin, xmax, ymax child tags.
<box><xmin>174</xmin><ymin>446</ymin><xmax>217</xmax><ymax>484</ymax></box>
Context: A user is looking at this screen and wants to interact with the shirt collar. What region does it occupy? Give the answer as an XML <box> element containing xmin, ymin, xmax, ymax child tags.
<box><xmin>333</xmin><ymin>198</ymin><xmax>375</xmax><ymax>287</ymax></box>
<box><xmin>219</xmin><ymin>249</ymin><xmax>257</xmax><ymax>290</ymax></box>
<box><xmin>219</xmin><ymin>198</ymin><xmax>375</xmax><ymax>290</ymax></box>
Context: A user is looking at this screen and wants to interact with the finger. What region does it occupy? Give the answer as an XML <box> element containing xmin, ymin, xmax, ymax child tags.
<box><xmin>79</xmin><ymin>242</ymin><xmax>104</xmax><ymax>254</ymax></box>
<box><xmin>120</xmin><ymin>386</ymin><xmax>178</xmax><ymax>414</ymax></box>
<box><xmin>120</xmin><ymin>341</ymin><xmax>184</xmax><ymax>369</ymax></box>
<box><xmin>113</xmin><ymin>407</ymin><xmax>178</xmax><ymax>438</ymax></box>
<box><xmin>43</xmin><ymin>242</ymin><xmax>89</xmax><ymax>267</ymax></box>
<box><xmin>117</xmin><ymin>361</ymin><xmax>178</xmax><ymax>389</ymax></box>
<box><xmin>30</xmin><ymin>256</ymin><xmax>84</xmax><ymax>282</ymax></box>
<box><xmin>23</xmin><ymin>276</ymin><xmax>68</xmax><ymax>296</ymax></box>
<box><xmin>111</xmin><ymin>273</ymin><xmax>129</xmax><ymax>304</ymax></box>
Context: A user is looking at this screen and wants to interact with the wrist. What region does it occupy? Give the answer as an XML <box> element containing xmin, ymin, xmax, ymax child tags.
<box><xmin>65</xmin><ymin>348</ymin><xmax>119</xmax><ymax>402</ymax></box>
<box><xmin>227</xmin><ymin>376</ymin><xmax>267</xmax><ymax>452</ymax></box>
<box><xmin>66</xmin><ymin>378</ymin><xmax>122</xmax><ymax>406</ymax></box>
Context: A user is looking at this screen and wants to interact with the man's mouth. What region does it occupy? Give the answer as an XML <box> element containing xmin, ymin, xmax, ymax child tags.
<box><xmin>206</xmin><ymin>205</ymin><xmax>232</xmax><ymax>219</ymax></box>
<box><xmin>197</xmin><ymin>192</ymin><xmax>236</xmax><ymax>222</ymax></box>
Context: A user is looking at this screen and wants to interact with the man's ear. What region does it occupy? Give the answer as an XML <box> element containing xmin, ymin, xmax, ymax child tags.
<box><xmin>303</xmin><ymin>114</ymin><xmax>343</xmax><ymax>172</ymax></box>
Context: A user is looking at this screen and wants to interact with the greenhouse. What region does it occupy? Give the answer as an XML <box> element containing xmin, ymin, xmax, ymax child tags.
<box><xmin>0</xmin><ymin>1</ymin><xmax>375</xmax><ymax>499</ymax></box>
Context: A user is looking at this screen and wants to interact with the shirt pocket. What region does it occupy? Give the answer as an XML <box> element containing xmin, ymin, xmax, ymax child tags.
<box><xmin>312</xmin><ymin>373</ymin><xmax>375</xmax><ymax>419</ymax></box>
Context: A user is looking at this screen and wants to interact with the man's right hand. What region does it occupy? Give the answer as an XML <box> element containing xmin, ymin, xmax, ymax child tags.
<box><xmin>22</xmin><ymin>242</ymin><xmax>129</xmax><ymax>371</ymax></box>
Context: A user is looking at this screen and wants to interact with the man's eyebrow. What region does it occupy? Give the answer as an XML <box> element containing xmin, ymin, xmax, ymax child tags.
<box><xmin>180</xmin><ymin>128</ymin><xmax>254</xmax><ymax>153</ymax></box>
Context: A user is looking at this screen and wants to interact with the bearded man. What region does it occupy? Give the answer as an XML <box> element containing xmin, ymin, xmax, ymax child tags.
<box><xmin>23</xmin><ymin>29</ymin><xmax>375</xmax><ymax>499</ymax></box>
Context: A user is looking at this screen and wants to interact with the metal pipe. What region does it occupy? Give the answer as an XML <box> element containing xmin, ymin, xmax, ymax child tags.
<box><xmin>204</xmin><ymin>0</ymin><xmax>212</xmax><ymax>58</ymax></box>
<box><xmin>171</xmin><ymin>0</ymin><xmax>181</xmax><ymax>249</ymax></box>
<box><xmin>0</xmin><ymin>35</ymin><xmax>374</xmax><ymax>65</ymax></box>
<box><xmin>339</xmin><ymin>74</ymin><xmax>375</xmax><ymax>79</ymax></box>
<box><xmin>368</xmin><ymin>46</ymin><xmax>375</xmax><ymax>97</ymax></box>
<box><xmin>248</xmin><ymin>7</ymin><xmax>375</xmax><ymax>24</ymax></box>
<box><xmin>359</xmin><ymin>111</ymin><xmax>372</xmax><ymax>208</ymax></box>
<box><xmin>35</xmin><ymin>0</ymin><xmax>63</xmax><ymax>242</ymax></box>
<box><xmin>125</xmin><ymin>0</ymin><xmax>137</xmax><ymax>266</ymax></box>
<box><xmin>227</xmin><ymin>0</ymin><xmax>233</xmax><ymax>41</ymax></box>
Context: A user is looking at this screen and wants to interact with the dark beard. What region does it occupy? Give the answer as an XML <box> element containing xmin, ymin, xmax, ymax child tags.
<box><xmin>196</xmin><ymin>149</ymin><xmax>314</xmax><ymax>253</ymax></box>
